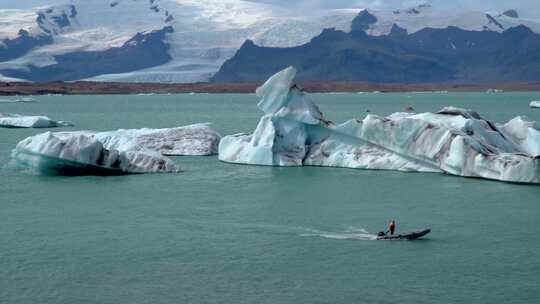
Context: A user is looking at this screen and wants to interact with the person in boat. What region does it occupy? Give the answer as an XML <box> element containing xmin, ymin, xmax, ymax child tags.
<box><xmin>388</xmin><ymin>219</ymin><xmax>396</xmax><ymax>235</ymax></box>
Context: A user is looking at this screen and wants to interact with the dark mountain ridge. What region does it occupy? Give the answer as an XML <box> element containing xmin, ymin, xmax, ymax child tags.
<box><xmin>212</xmin><ymin>24</ymin><xmax>540</xmax><ymax>83</ymax></box>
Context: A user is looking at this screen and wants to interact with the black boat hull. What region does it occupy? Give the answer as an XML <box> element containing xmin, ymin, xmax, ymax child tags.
<box><xmin>377</xmin><ymin>228</ymin><xmax>431</xmax><ymax>240</ymax></box>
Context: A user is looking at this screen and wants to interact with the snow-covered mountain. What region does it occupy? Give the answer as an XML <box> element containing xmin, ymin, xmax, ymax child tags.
<box><xmin>0</xmin><ymin>0</ymin><xmax>539</xmax><ymax>83</ymax></box>
<box><xmin>353</xmin><ymin>4</ymin><xmax>540</xmax><ymax>36</ymax></box>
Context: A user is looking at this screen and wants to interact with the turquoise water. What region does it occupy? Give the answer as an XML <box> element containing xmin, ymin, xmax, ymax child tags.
<box><xmin>1</xmin><ymin>93</ymin><xmax>540</xmax><ymax>304</ymax></box>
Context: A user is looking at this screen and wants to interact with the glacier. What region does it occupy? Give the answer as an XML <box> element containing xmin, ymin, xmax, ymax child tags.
<box><xmin>3</xmin><ymin>1</ymin><xmax>540</xmax><ymax>83</ymax></box>
<box><xmin>531</xmin><ymin>101</ymin><xmax>540</xmax><ymax>108</ymax></box>
<box><xmin>0</xmin><ymin>0</ymin><xmax>356</xmax><ymax>83</ymax></box>
<box><xmin>0</xmin><ymin>113</ymin><xmax>72</xmax><ymax>128</ymax></box>
<box><xmin>219</xmin><ymin>67</ymin><xmax>540</xmax><ymax>184</ymax></box>
<box><xmin>11</xmin><ymin>123</ymin><xmax>221</xmax><ymax>175</ymax></box>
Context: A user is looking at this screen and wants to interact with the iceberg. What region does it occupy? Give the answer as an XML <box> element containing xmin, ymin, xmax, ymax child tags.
<box><xmin>0</xmin><ymin>97</ymin><xmax>37</xmax><ymax>103</ymax></box>
<box><xmin>11</xmin><ymin>123</ymin><xmax>220</xmax><ymax>175</ymax></box>
<box><xmin>0</xmin><ymin>113</ymin><xmax>72</xmax><ymax>128</ymax></box>
<box><xmin>531</xmin><ymin>101</ymin><xmax>540</xmax><ymax>108</ymax></box>
<box><xmin>12</xmin><ymin>132</ymin><xmax>179</xmax><ymax>175</ymax></box>
<box><xmin>219</xmin><ymin>67</ymin><xmax>540</xmax><ymax>184</ymax></box>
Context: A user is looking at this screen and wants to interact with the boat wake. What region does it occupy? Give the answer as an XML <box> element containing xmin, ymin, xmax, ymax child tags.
<box><xmin>235</xmin><ymin>223</ymin><xmax>378</xmax><ymax>241</ymax></box>
<box><xmin>299</xmin><ymin>226</ymin><xmax>377</xmax><ymax>241</ymax></box>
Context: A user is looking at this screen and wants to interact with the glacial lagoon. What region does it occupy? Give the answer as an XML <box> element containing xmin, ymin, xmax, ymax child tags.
<box><xmin>1</xmin><ymin>92</ymin><xmax>540</xmax><ymax>303</ymax></box>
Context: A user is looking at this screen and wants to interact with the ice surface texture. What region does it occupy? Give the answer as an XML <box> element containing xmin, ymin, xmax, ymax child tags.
<box><xmin>91</xmin><ymin>123</ymin><xmax>221</xmax><ymax>156</ymax></box>
<box><xmin>219</xmin><ymin>67</ymin><xmax>540</xmax><ymax>184</ymax></box>
<box><xmin>12</xmin><ymin>123</ymin><xmax>221</xmax><ymax>175</ymax></box>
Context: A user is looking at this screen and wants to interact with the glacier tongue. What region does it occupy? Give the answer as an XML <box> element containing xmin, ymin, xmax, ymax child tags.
<box><xmin>219</xmin><ymin>67</ymin><xmax>540</xmax><ymax>184</ymax></box>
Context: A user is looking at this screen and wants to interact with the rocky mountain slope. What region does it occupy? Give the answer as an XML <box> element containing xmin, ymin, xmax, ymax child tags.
<box><xmin>212</xmin><ymin>22</ymin><xmax>540</xmax><ymax>83</ymax></box>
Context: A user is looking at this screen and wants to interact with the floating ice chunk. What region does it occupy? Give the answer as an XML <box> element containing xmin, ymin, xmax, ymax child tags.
<box><xmin>219</xmin><ymin>66</ymin><xmax>540</xmax><ymax>184</ymax></box>
<box><xmin>18</xmin><ymin>97</ymin><xmax>37</xmax><ymax>102</ymax></box>
<box><xmin>12</xmin><ymin>132</ymin><xmax>179</xmax><ymax>175</ymax></box>
<box><xmin>531</xmin><ymin>101</ymin><xmax>540</xmax><ymax>108</ymax></box>
<box><xmin>0</xmin><ymin>97</ymin><xmax>37</xmax><ymax>103</ymax></box>
<box><xmin>11</xmin><ymin>123</ymin><xmax>221</xmax><ymax>175</ymax></box>
<box><xmin>0</xmin><ymin>113</ymin><xmax>72</xmax><ymax>128</ymax></box>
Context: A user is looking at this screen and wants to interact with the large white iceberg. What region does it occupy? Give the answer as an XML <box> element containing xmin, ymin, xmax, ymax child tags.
<box><xmin>12</xmin><ymin>123</ymin><xmax>221</xmax><ymax>175</ymax></box>
<box><xmin>219</xmin><ymin>67</ymin><xmax>540</xmax><ymax>184</ymax></box>
<box><xmin>531</xmin><ymin>101</ymin><xmax>540</xmax><ymax>108</ymax></box>
<box><xmin>0</xmin><ymin>113</ymin><xmax>72</xmax><ymax>128</ymax></box>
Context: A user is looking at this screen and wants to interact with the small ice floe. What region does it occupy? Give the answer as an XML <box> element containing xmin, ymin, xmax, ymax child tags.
<box><xmin>530</xmin><ymin>101</ymin><xmax>540</xmax><ymax>108</ymax></box>
<box><xmin>0</xmin><ymin>97</ymin><xmax>37</xmax><ymax>103</ymax></box>
<box><xmin>0</xmin><ymin>113</ymin><xmax>73</xmax><ymax>128</ymax></box>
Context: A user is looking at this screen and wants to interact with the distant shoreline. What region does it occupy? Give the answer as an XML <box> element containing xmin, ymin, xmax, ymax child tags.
<box><xmin>1</xmin><ymin>81</ymin><xmax>540</xmax><ymax>95</ymax></box>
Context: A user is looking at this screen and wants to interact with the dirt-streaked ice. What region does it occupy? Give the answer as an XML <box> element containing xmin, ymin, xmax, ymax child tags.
<box><xmin>219</xmin><ymin>67</ymin><xmax>540</xmax><ymax>184</ymax></box>
<box><xmin>12</xmin><ymin>132</ymin><xmax>179</xmax><ymax>175</ymax></box>
<box><xmin>91</xmin><ymin>123</ymin><xmax>221</xmax><ymax>156</ymax></box>
<box><xmin>11</xmin><ymin>123</ymin><xmax>221</xmax><ymax>175</ymax></box>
